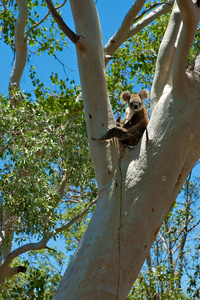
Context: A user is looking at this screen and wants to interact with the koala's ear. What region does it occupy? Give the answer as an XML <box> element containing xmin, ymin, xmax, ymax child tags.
<box><xmin>120</xmin><ymin>91</ymin><xmax>131</xmax><ymax>102</ymax></box>
<box><xmin>139</xmin><ymin>89</ymin><xmax>149</xmax><ymax>101</ymax></box>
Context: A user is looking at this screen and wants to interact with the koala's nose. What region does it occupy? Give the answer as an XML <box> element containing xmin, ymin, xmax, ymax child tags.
<box><xmin>134</xmin><ymin>103</ymin><xmax>139</xmax><ymax>109</ymax></box>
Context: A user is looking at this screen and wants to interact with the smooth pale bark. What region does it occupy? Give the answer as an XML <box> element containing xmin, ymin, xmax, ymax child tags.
<box><xmin>128</xmin><ymin>1</ymin><xmax>174</xmax><ymax>38</ymax></box>
<box><xmin>104</xmin><ymin>0</ymin><xmax>146</xmax><ymax>58</ymax></box>
<box><xmin>104</xmin><ymin>0</ymin><xmax>174</xmax><ymax>65</ymax></box>
<box><xmin>53</xmin><ymin>1</ymin><xmax>200</xmax><ymax>299</ymax></box>
<box><xmin>150</xmin><ymin>1</ymin><xmax>181</xmax><ymax>110</ymax></box>
<box><xmin>9</xmin><ymin>0</ymin><xmax>28</xmax><ymax>102</ymax></box>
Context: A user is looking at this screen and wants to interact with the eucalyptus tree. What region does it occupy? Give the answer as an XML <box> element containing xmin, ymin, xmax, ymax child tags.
<box><xmin>1</xmin><ymin>0</ymin><xmax>200</xmax><ymax>299</ymax></box>
<box><xmin>51</xmin><ymin>1</ymin><xmax>200</xmax><ymax>299</ymax></box>
<box><xmin>128</xmin><ymin>173</ymin><xmax>200</xmax><ymax>299</ymax></box>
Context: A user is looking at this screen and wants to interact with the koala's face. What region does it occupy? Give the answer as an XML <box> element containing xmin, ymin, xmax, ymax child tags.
<box><xmin>120</xmin><ymin>90</ymin><xmax>148</xmax><ymax>112</ymax></box>
<box><xmin>128</xmin><ymin>94</ymin><xmax>143</xmax><ymax>111</ymax></box>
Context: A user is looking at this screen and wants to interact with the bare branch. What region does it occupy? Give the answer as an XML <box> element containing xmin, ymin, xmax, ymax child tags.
<box><xmin>157</xmin><ymin>234</ymin><xmax>168</xmax><ymax>251</ymax></box>
<box><xmin>146</xmin><ymin>252</ymin><xmax>153</xmax><ymax>274</ymax></box>
<box><xmin>164</xmin><ymin>220</ymin><xmax>174</xmax><ymax>274</ymax></box>
<box><xmin>45</xmin><ymin>0</ymin><xmax>79</xmax><ymax>44</ymax></box>
<box><xmin>187</xmin><ymin>219</ymin><xmax>200</xmax><ymax>233</ymax></box>
<box><xmin>0</xmin><ymin>1</ymin><xmax>7</xmax><ymax>12</ymax></box>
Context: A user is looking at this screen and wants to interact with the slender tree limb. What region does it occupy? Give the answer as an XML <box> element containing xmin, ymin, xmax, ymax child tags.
<box><xmin>59</xmin><ymin>173</ymin><xmax>68</xmax><ymax>199</ymax></box>
<box><xmin>0</xmin><ymin>1</ymin><xmax>7</xmax><ymax>12</ymax></box>
<box><xmin>56</xmin><ymin>198</ymin><xmax>96</xmax><ymax>234</ymax></box>
<box><xmin>104</xmin><ymin>1</ymin><xmax>174</xmax><ymax>65</ymax></box>
<box><xmin>0</xmin><ymin>213</ymin><xmax>4</xmax><ymax>249</ymax></box>
<box><xmin>134</xmin><ymin>2</ymin><xmax>169</xmax><ymax>23</ymax></box>
<box><xmin>146</xmin><ymin>252</ymin><xmax>153</xmax><ymax>274</ymax></box>
<box><xmin>157</xmin><ymin>234</ymin><xmax>168</xmax><ymax>251</ymax></box>
<box><xmin>187</xmin><ymin>219</ymin><xmax>200</xmax><ymax>233</ymax></box>
<box><xmin>25</xmin><ymin>0</ymin><xmax>68</xmax><ymax>40</ymax></box>
<box><xmin>25</xmin><ymin>11</ymin><xmax>50</xmax><ymax>41</ymax></box>
<box><xmin>45</xmin><ymin>0</ymin><xmax>79</xmax><ymax>44</ymax></box>
<box><xmin>0</xmin><ymin>198</ymin><xmax>96</xmax><ymax>279</ymax></box>
<box><xmin>174</xmin><ymin>180</ymin><xmax>192</xmax><ymax>287</ymax></box>
<box><xmin>128</xmin><ymin>1</ymin><xmax>173</xmax><ymax>38</ymax></box>
<box><xmin>173</xmin><ymin>0</ymin><xmax>200</xmax><ymax>86</ymax></box>
<box><xmin>150</xmin><ymin>1</ymin><xmax>181</xmax><ymax>111</ymax></box>
<box><xmin>164</xmin><ymin>220</ymin><xmax>174</xmax><ymax>275</ymax></box>
<box><xmin>9</xmin><ymin>0</ymin><xmax>28</xmax><ymax>104</ymax></box>
<box><xmin>0</xmin><ymin>213</ymin><xmax>17</xmax><ymax>272</ymax></box>
<box><xmin>104</xmin><ymin>0</ymin><xmax>146</xmax><ymax>62</ymax></box>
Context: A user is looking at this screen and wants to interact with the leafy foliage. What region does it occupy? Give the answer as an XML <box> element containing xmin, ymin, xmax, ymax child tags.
<box><xmin>0</xmin><ymin>89</ymin><xmax>96</xmax><ymax>240</ymax></box>
<box><xmin>0</xmin><ymin>249</ymin><xmax>65</xmax><ymax>299</ymax></box>
<box><xmin>1</xmin><ymin>0</ymin><xmax>200</xmax><ymax>297</ymax></box>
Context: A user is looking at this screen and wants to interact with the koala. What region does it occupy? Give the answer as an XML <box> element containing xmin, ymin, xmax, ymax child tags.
<box><xmin>92</xmin><ymin>89</ymin><xmax>149</xmax><ymax>147</ymax></box>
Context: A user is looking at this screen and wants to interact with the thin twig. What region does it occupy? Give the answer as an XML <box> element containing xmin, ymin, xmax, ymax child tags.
<box><xmin>25</xmin><ymin>0</ymin><xmax>68</xmax><ymax>40</ymax></box>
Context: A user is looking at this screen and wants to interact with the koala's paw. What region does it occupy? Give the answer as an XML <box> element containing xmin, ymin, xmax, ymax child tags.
<box><xmin>91</xmin><ymin>137</ymin><xmax>107</xmax><ymax>143</ymax></box>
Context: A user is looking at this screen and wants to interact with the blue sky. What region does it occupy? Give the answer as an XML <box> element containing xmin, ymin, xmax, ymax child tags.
<box><xmin>1</xmin><ymin>0</ymin><xmax>200</xmax><ymax>287</ymax></box>
<box><xmin>0</xmin><ymin>0</ymin><xmax>134</xmax><ymax>96</ymax></box>
<box><xmin>0</xmin><ymin>0</ymin><xmax>136</xmax><ymax>275</ymax></box>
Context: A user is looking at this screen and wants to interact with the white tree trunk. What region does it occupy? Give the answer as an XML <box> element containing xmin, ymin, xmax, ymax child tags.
<box><xmin>53</xmin><ymin>0</ymin><xmax>200</xmax><ymax>299</ymax></box>
<box><xmin>9</xmin><ymin>0</ymin><xmax>28</xmax><ymax>104</ymax></box>
<box><xmin>2</xmin><ymin>0</ymin><xmax>200</xmax><ymax>297</ymax></box>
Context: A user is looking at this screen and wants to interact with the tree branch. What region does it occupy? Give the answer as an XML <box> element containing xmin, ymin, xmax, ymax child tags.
<box><xmin>59</xmin><ymin>173</ymin><xmax>68</xmax><ymax>199</ymax></box>
<box><xmin>25</xmin><ymin>12</ymin><xmax>50</xmax><ymax>41</ymax></box>
<box><xmin>9</xmin><ymin>0</ymin><xmax>28</xmax><ymax>103</ymax></box>
<box><xmin>128</xmin><ymin>1</ymin><xmax>173</xmax><ymax>38</ymax></box>
<box><xmin>173</xmin><ymin>0</ymin><xmax>200</xmax><ymax>85</ymax></box>
<box><xmin>45</xmin><ymin>0</ymin><xmax>79</xmax><ymax>44</ymax></box>
<box><xmin>164</xmin><ymin>220</ymin><xmax>174</xmax><ymax>275</ymax></box>
<box><xmin>104</xmin><ymin>1</ymin><xmax>174</xmax><ymax>65</ymax></box>
<box><xmin>150</xmin><ymin>1</ymin><xmax>181</xmax><ymax>111</ymax></box>
<box><xmin>56</xmin><ymin>198</ymin><xmax>96</xmax><ymax>234</ymax></box>
<box><xmin>134</xmin><ymin>2</ymin><xmax>170</xmax><ymax>23</ymax></box>
<box><xmin>25</xmin><ymin>0</ymin><xmax>68</xmax><ymax>40</ymax></box>
<box><xmin>104</xmin><ymin>0</ymin><xmax>146</xmax><ymax>62</ymax></box>
<box><xmin>0</xmin><ymin>199</ymin><xmax>96</xmax><ymax>278</ymax></box>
